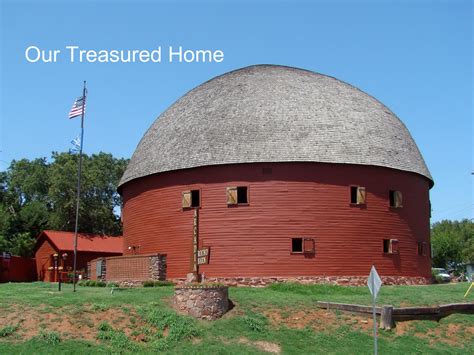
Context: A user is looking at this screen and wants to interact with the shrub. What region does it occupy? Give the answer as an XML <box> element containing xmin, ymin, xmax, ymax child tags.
<box><xmin>243</xmin><ymin>313</ymin><xmax>268</xmax><ymax>333</ymax></box>
<box><xmin>97</xmin><ymin>322</ymin><xmax>113</xmax><ymax>332</ymax></box>
<box><xmin>96</xmin><ymin>322</ymin><xmax>138</xmax><ymax>351</ymax></box>
<box><xmin>0</xmin><ymin>324</ymin><xmax>18</xmax><ymax>337</ymax></box>
<box><xmin>37</xmin><ymin>330</ymin><xmax>61</xmax><ymax>344</ymax></box>
<box><xmin>77</xmin><ymin>280</ymin><xmax>106</xmax><ymax>287</ymax></box>
<box><xmin>138</xmin><ymin>307</ymin><xmax>200</xmax><ymax>350</ymax></box>
<box><xmin>142</xmin><ymin>280</ymin><xmax>174</xmax><ymax>287</ymax></box>
<box><xmin>91</xmin><ymin>303</ymin><xmax>109</xmax><ymax>312</ymax></box>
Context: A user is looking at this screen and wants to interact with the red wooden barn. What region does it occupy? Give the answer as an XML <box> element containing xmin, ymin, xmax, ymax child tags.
<box><xmin>35</xmin><ymin>230</ymin><xmax>123</xmax><ymax>282</ymax></box>
<box><xmin>118</xmin><ymin>65</ymin><xmax>433</xmax><ymax>286</ymax></box>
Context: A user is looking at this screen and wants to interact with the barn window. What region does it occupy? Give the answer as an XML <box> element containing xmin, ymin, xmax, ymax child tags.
<box><xmin>182</xmin><ymin>190</ymin><xmax>200</xmax><ymax>209</ymax></box>
<box><xmin>389</xmin><ymin>190</ymin><xmax>403</xmax><ymax>208</ymax></box>
<box><xmin>291</xmin><ymin>238</ymin><xmax>303</xmax><ymax>253</ymax></box>
<box><xmin>291</xmin><ymin>238</ymin><xmax>315</xmax><ymax>254</ymax></box>
<box><xmin>418</xmin><ymin>241</ymin><xmax>427</xmax><ymax>256</ymax></box>
<box><xmin>350</xmin><ymin>186</ymin><xmax>366</xmax><ymax>205</ymax></box>
<box><xmin>227</xmin><ymin>186</ymin><xmax>248</xmax><ymax>205</ymax></box>
<box><xmin>383</xmin><ymin>239</ymin><xmax>399</xmax><ymax>254</ymax></box>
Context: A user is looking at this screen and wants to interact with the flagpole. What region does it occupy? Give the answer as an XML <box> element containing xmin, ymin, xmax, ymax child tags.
<box><xmin>72</xmin><ymin>81</ymin><xmax>86</xmax><ymax>292</ymax></box>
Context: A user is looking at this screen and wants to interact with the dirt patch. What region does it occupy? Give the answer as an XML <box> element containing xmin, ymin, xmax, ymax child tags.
<box><xmin>393</xmin><ymin>319</ymin><xmax>474</xmax><ymax>347</ymax></box>
<box><xmin>238</xmin><ymin>337</ymin><xmax>281</xmax><ymax>353</ymax></box>
<box><xmin>220</xmin><ymin>336</ymin><xmax>280</xmax><ymax>353</ymax></box>
<box><xmin>0</xmin><ymin>304</ymin><xmax>150</xmax><ymax>342</ymax></box>
<box><xmin>263</xmin><ymin>308</ymin><xmax>374</xmax><ymax>333</ymax></box>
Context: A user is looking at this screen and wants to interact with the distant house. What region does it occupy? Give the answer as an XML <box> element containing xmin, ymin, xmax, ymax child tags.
<box><xmin>35</xmin><ymin>230</ymin><xmax>123</xmax><ymax>282</ymax></box>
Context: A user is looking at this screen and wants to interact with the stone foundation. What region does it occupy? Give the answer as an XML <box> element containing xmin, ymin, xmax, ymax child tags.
<box><xmin>174</xmin><ymin>285</ymin><xmax>229</xmax><ymax>320</ymax></box>
<box><xmin>172</xmin><ymin>276</ymin><xmax>431</xmax><ymax>287</ymax></box>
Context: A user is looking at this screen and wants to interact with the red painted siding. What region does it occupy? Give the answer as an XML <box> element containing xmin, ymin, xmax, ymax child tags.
<box><xmin>0</xmin><ymin>256</ymin><xmax>36</xmax><ymax>282</ymax></box>
<box><xmin>35</xmin><ymin>238</ymin><xmax>57</xmax><ymax>281</ymax></box>
<box><xmin>121</xmin><ymin>162</ymin><xmax>431</xmax><ymax>279</ymax></box>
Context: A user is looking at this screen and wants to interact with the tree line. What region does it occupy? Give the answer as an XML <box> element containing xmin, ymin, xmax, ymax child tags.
<box><xmin>0</xmin><ymin>152</ymin><xmax>128</xmax><ymax>257</ymax></box>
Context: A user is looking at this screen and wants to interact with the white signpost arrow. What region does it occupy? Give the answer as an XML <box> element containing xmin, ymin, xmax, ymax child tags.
<box><xmin>368</xmin><ymin>265</ymin><xmax>382</xmax><ymax>355</ymax></box>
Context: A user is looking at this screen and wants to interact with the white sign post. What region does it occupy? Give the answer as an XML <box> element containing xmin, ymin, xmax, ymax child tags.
<box><xmin>368</xmin><ymin>265</ymin><xmax>382</xmax><ymax>355</ymax></box>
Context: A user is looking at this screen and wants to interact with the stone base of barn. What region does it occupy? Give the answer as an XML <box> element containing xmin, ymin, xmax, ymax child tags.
<box><xmin>87</xmin><ymin>254</ymin><xmax>166</xmax><ymax>286</ymax></box>
<box><xmin>174</xmin><ymin>285</ymin><xmax>229</xmax><ymax>320</ymax></box>
<box><xmin>87</xmin><ymin>253</ymin><xmax>431</xmax><ymax>287</ymax></box>
<box><xmin>172</xmin><ymin>275</ymin><xmax>431</xmax><ymax>287</ymax></box>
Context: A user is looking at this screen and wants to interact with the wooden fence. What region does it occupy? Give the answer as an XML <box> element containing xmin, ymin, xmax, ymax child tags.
<box><xmin>316</xmin><ymin>301</ymin><xmax>474</xmax><ymax>330</ymax></box>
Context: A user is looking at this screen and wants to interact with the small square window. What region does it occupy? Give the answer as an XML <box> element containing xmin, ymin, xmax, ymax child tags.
<box><xmin>191</xmin><ymin>190</ymin><xmax>200</xmax><ymax>208</ymax></box>
<box><xmin>350</xmin><ymin>186</ymin><xmax>366</xmax><ymax>204</ymax></box>
<box><xmin>237</xmin><ymin>186</ymin><xmax>248</xmax><ymax>204</ymax></box>
<box><xmin>389</xmin><ymin>190</ymin><xmax>403</xmax><ymax>208</ymax></box>
<box><xmin>292</xmin><ymin>238</ymin><xmax>303</xmax><ymax>253</ymax></box>
<box><xmin>227</xmin><ymin>186</ymin><xmax>249</xmax><ymax>205</ymax></box>
<box><xmin>418</xmin><ymin>241</ymin><xmax>427</xmax><ymax>256</ymax></box>
<box><xmin>291</xmin><ymin>238</ymin><xmax>315</xmax><ymax>254</ymax></box>
<box><xmin>383</xmin><ymin>239</ymin><xmax>399</xmax><ymax>254</ymax></box>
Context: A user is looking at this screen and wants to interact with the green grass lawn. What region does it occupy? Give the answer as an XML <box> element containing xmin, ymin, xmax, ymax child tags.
<box><xmin>0</xmin><ymin>282</ymin><xmax>472</xmax><ymax>354</ymax></box>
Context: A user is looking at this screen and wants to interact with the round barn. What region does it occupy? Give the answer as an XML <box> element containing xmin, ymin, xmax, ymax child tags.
<box><xmin>118</xmin><ymin>65</ymin><xmax>433</xmax><ymax>286</ymax></box>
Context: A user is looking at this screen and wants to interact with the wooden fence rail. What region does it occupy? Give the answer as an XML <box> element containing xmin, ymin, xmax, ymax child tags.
<box><xmin>315</xmin><ymin>301</ymin><xmax>474</xmax><ymax>330</ymax></box>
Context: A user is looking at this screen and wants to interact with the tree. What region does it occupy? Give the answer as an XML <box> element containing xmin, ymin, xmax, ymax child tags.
<box><xmin>8</xmin><ymin>158</ymin><xmax>49</xmax><ymax>206</ymax></box>
<box><xmin>431</xmin><ymin>219</ymin><xmax>474</xmax><ymax>270</ymax></box>
<box><xmin>0</xmin><ymin>151</ymin><xmax>129</xmax><ymax>256</ymax></box>
<box><xmin>48</xmin><ymin>152</ymin><xmax>128</xmax><ymax>235</ymax></box>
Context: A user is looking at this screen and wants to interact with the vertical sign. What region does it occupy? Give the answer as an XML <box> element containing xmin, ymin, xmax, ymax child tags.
<box><xmin>192</xmin><ymin>208</ymin><xmax>198</xmax><ymax>276</ymax></box>
<box><xmin>368</xmin><ymin>265</ymin><xmax>382</xmax><ymax>355</ymax></box>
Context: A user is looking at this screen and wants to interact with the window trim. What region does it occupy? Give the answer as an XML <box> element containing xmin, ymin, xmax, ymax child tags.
<box><xmin>389</xmin><ymin>190</ymin><xmax>403</xmax><ymax>208</ymax></box>
<box><xmin>227</xmin><ymin>185</ymin><xmax>250</xmax><ymax>206</ymax></box>
<box><xmin>291</xmin><ymin>237</ymin><xmax>304</xmax><ymax>254</ymax></box>
<box><xmin>291</xmin><ymin>237</ymin><xmax>315</xmax><ymax>254</ymax></box>
<box><xmin>350</xmin><ymin>185</ymin><xmax>366</xmax><ymax>205</ymax></box>
<box><xmin>418</xmin><ymin>241</ymin><xmax>428</xmax><ymax>256</ymax></box>
<box><xmin>383</xmin><ymin>238</ymin><xmax>399</xmax><ymax>254</ymax></box>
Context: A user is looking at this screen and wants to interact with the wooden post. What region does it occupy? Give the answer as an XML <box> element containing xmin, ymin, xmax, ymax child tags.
<box><xmin>380</xmin><ymin>305</ymin><xmax>395</xmax><ymax>330</ymax></box>
<box><xmin>193</xmin><ymin>208</ymin><xmax>199</xmax><ymax>278</ymax></box>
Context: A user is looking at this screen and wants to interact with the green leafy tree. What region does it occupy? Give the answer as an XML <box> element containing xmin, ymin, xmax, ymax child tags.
<box><xmin>48</xmin><ymin>152</ymin><xmax>127</xmax><ymax>235</ymax></box>
<box><xmin>9</xmin><ymin>232</ymin><xmax>37</xmax><ymax>257</ymax></box>
<box><xmin>0</xmin><ymin>151</ymin><xmax>128</xmax><ymax>255</ymax></box>
<box><xmin>8</xmin><ymin>158</ymin><xmax>49</xmax><ymax>206</ymax></box>
<box><xmin>431</xmin><ymin>219</ymin><xmax>474</xmax><ymax>270</ymax></box>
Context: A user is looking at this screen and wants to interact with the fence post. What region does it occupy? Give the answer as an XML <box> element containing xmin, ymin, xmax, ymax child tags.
<box><xmin>380</xmin><ymin>305</ymin><xmax>395</xmax><ymax>330</ymax></box>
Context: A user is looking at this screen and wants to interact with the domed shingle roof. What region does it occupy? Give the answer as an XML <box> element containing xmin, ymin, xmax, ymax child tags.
<box><xmin>119</xmin><ymin>65</ymin><xmax>432</xmax><ymax>187</ymax></box>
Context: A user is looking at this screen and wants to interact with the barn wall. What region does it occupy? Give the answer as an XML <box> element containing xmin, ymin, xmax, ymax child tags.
<box><xmin>0</xmin><ymin>256</ymin><xmax>37</xmax><ymax>282</ymax></box>
<box><xmin>35</xmin><ymin>238</ymin><xmax>57</xmax><ymax>281</ymax></box>
<box><xmin>121</xmin><ymin>162</ymin><xmax>431</xmax><ymax>280</ymax></box>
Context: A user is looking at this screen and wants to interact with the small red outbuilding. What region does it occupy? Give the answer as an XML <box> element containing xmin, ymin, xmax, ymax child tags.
<box><xmin>35</xmin><ymin>230</ymin><xmax>123</xmax><ymax>282</ymax></box>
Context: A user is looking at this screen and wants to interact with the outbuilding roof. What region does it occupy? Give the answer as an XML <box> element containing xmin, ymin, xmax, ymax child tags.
<box><xmin>119</xmin><ymin>65</ymin><xmax>433</xmax><ymax>188</ymax></box>
<box><xmin>37</xmin><ymin>230</ymin><xmax>123</xmax><ymax>254</ymax></box>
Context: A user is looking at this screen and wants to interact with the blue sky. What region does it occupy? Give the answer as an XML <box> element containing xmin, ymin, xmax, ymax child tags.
<box><xmin>1</xmin><ymin>0</ymin><xmax>472</xmax><ymax>222</ymax></box>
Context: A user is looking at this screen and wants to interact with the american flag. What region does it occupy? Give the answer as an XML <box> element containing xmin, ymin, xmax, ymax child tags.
<box><xmin>68</xmin><ymin>96</ymin><xmax>86</xmax><ymax>119</ymax></box>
